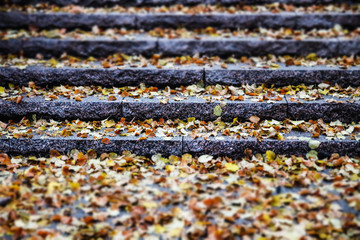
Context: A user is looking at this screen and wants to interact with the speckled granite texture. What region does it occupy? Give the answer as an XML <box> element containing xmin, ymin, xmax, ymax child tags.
<box><xmin>1</xmin><ymin>38</ymin><xmax>359</xmax><ymax>58</ymax></box>
<box><xmin>286</xmin><ymin>96</ymin><xmax>360</xmax><ymax>123</ymax></box>
<box><xmin>183</xmin><ymin>135</ymin><xmax>360</xmax><ymax>158</ymax></box>
<box><xmin>1</xmin><ymin>96</ymin><xmax>359</xmax><ymax>122</ymax></box>
<box><xmin>1</xmin><ymin>12</ymin><xmax>358</xmax><ymax>30</ymax></box>
<box><xmin>0</xmin><ymin>96</ymin><xmax>122</xmax><ymax>121</ymax></box>
<box><xmin>0</xmin><ymin>37</ymin><xmax>157</xmax><ymax>58</ymax></box>
<box><xmin>122</xmin><ymin>96</ymin><xmax>288</xmax><ymax>121</ymax></box>
<box><xmin>157</xmin><ymin>38</ymin><xmax>360</xmax><ymax>58</ymax></box>
<box><xmin>0</xmin><ymin>136</ymin><xmax>183</xmax><ymax>156</ymax></box>
<box><xmin>206</xmin><ymin>65</ymin><xmax>360</xmax><ymax>87</ymax></box>
<box><xmin>0</xmin><ymin>66</ymin><xmax>203</xmax><ymax>87</ymax></box>
<box><xmin>136</xmin><ymin>13</ymin><xmax>360</xmax><ymax>30</ymax></box>
<box><xmin>0</xmin><ymin>12</ymin><xmax>136</xmax><ymax>30</ymax></box>
<box><xmin>1</xmin><ymin>65</ymin><xmax>359</xmax><ymax>87</ymax></box>
<box><xmin>0</xmin><ymin>134</ymin><xmax>359</xmax><ymax>157</ymax></box>
<box><xmin>3</xmin><ymin>0</ymin><xmax>359</xmax><ymax>6</ymax></box>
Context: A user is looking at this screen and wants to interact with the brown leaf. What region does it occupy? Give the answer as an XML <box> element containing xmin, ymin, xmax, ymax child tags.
<box><xmin>249</xmin><ymin>115</ymin><xmax>260</xmax><ymax>124</ymax></box>
<box><xmin>0</xmin><ymin>153</ymin><xmax>11</xmax><ymax>165</ymax></box>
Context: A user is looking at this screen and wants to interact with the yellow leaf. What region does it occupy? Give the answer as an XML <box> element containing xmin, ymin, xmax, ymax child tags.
<box><xmin>225</xmin><ymin>162</ymin><xmax>239</xmax><ymax>172</ymax></box>
<box><xmin>165</xmin><ymin>165</ymin><xmax>175</xmax><ymax>172</ymax></box>
<box><xmin>306</xmin><ymin>53</ymin><xmax>317</xmax><ymax>61</ymax></box>
<box><xmin>69</xmin><ymin>181</ymin><xmax>80</xmax><ymax>191</ymax></box>
<box><xmin>187</xmin><ymin>117</ymin><xmax>196</xmax><ymax>122</ymax></box>
<box><xmin>105</xmin><ymin>119</ymin><xmax>115</xmax><ymax>128</ymax></box>
<box><xmin>0</xmin><ymin>87</ymin><xmax>4</xmax><ymax>93</ymax></box>
<box><xmin>48</xmin><ymin>58</ymin><xmax>58</xmax><ymax>67</ymax></box>
<box><xmin>154</xmin><ymin>224</ymin><xmax>166</xmax><ymax>234</ymax></box>
<box><xmin>142</xmin><ymin>201</ymin><xmax>158</xmax><ymax>209</ymax></box>
<box><xmin>266</xmin><ymin>150</ymin><xmax>276</xmax><ymax>162</ymax></box>
<box><xmin>270</xmin><ymin>63</ymin><xmax>280</xmax><ymax>69</ymax></box>
<box><xmin>169</xmin><ymin>155</ymin><xmax>179</xmax><ymax>164</ymax></box>
<box><xmin>213</xmin><ymin>105</ymin><xmax>222</xmax><ymax>116</ymax></box>
<box><xmin>47</xmin><ymin>181</ymin><xmax>62</xmax><ymax>195</ymax></box>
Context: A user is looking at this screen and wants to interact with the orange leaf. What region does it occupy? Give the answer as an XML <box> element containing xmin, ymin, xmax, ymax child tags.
<box><xmin>101</xmin><ymin>138</ymin><xmax>111</xmax><ymax>145</ymax></box>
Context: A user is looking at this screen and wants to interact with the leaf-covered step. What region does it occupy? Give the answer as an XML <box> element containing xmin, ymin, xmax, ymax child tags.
<box><xmin>183</xmin><ymin>134</ymin><xmax>360</xmax><ymax>158</ymax></box>
<box><xmin>3</xmin><ymin>0</ymin><xmax>359</xmax><ymax>7</ymax></box>
<box><xmin>0</xmin><ymin>136</ymin><xmax>183</xmax><ymax>156</ymax></box>
<box><xmin>1</xmin><ymin>61</ymin><xmax>359</xmax><ymax>87</ymax></box>
<box><xmin>0</xmin><ymin>95</ymin><xmax>288</xmax><ymax>121</ymax></box>
<box><xmin>1</xmin><ymin>37</ymin><xmax>359</xmax><ymax>58</ymax></box>
<box><xmin>1</xmin><ymin>89</ymin><xmax>360</xmax><ymax>122</ymax></box>
<box><xmin>1</xmin><ymin>132</ymin><xmax>359</xmax><ymax>157</ymax></box>
<box><xmin>1</xmin><ymin>11</ymin><xmax>359</xmax><ymax>30</ymax></box>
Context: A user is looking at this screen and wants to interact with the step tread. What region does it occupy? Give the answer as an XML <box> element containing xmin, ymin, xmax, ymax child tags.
<box><xmin>1</xmin><ymin>130</ymin><xmax>359</xmax><ymax>156</ymax></box>
<box><xmin>1</xmin><ymin>89</ymin><xmax>359</xmax><ymax>122</ymax></box>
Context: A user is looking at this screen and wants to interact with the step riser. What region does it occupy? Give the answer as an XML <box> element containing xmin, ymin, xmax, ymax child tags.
<box><xmin>0</xmin><ymin>138</ymin><xmax>183</xmax><ymax>156</ymax></box>
<box><xmin>1</xmin><ymin>67</ymin><xmax>359</xmax><ymax>87</ymax></box>
<box><xmin>0</xmin><ymin>67</ymin><xmax>203</xmax><ymax>87</ymax></box>
<box><xmin>1</xmin><ymin>97</ymin><xmax>359</xmax><ymax>123</ymax></box>
<box><xmin>1</xmin><ymin>137</ymin><xmax>358</xmax><ymax>157</ymax></box>
<box><xmin>4</xmin><ymin>0</ymin><xmax>359</xmax><ymax>7</ymax></box>
<box><xmin>1</xmin><ymin>12</ymin><xmax>359</xmax><ymax>30</ymax></box>
<box><xmin>1</xmin><ymin>39</ymin><xmax>359</xmax><ymax>58</ymax></box>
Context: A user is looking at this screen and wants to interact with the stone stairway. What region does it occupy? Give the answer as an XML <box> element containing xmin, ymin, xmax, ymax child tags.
<box><xmin>0</xmin><ymin>0</ymin><xmax>360</xmax><ymax>239</ymax></box>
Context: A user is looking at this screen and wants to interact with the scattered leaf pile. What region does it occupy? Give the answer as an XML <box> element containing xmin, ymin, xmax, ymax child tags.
<box><xmin>1</xmin><ymin>26</ymin><xmax>359</xmax><ymax>41</ymax></box>
<box><xmin>1</xmin><ymin>54</ymin><xmax>359</xmax><ymax>69</ymax></box>
<box><xmin>0</xmin><ymin>150</ymin><xmax>359</xmax><ymax>239</ymax></box>
<box><xmin>1</xmin><ymin>117</ymin><xmax>359</xmax><ymax>141</ymax></box>
<box><xmin>1</xmin><ymin>83</ymin><xmax>360</xmax><ymax>103</ymax></box>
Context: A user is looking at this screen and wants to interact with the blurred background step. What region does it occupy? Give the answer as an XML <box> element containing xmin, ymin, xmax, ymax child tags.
<box><xmin>1</xmin><ymin>37</ymin><xmax>359</xmax><ymax>58</ymax></box>
<box><xmin>1</xmin><ymin>11</ymin><xmax>359</xmax><ymax>30</ymax></box>
<box><xmin>2</xmin><ymin>0</ymin><xmax>359</xmax><ymax>7</ymax></box>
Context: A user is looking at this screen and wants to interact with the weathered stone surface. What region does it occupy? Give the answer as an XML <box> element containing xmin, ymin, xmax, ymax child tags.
<box><xmin>0</xmin><ymin>65</ymin><xmax>203</xmax><ymax>87</ymax></box>
<box><xmin>122</xmin><ymin>96</ymin><xmax>288</xmax><ymax>121</ymax></box>
<box><xmin>1</xmin><ymin>64</ymin><xmax>359</xmax><ymax>88</ymax></box>
<box><xmin>158</xmin><ymin>38</ymin><xmax>359</xmax><ymax>57</ymax></box>
<box><xmin>1</xmin><ymin>12</ymin><xmax>358</xmax><ymax>30</ymax></box>
<box><xmin>0</xmin><ymin>12</ymin><xmax>136</xmax><ymax>29</ymax></box>
<box><xmin>0</xmin><ymin>96</ymin><xmax>122</xmax><ymax>121</ymax></box>
<box><xmin>137</xmin><ymin>13</ymin><xmax>360</xmax><ymax>30</ymax></box>
<box><xmin>0</xmin><ymin>136</ymin><xmax>183</xmax><ymax>156</ymax></box>
<box><xmin>1</xmin><ymin>95</ymin><xmax>358</xmax><ymax>122</ymax></box>
<box><xmin>205</xmin><ymin>64</ymin><xmax>360</xmax><ymax>87</ymax></box>
<box><xmin>183</xmin><ymin>134</ymin><xmax>360</xmax><ymax>158</ymax></box>
<box><xmin>0</xmin><ymin>37</ymin><xmax>157</xmax><ymax>58</ymax></box>
<box><xmin>4</xmin><ymin>0</ymin><xmax>359</xmax><ymax>6</ymax></box>
<box><xmin>286</xmin><ymin>96</ymin><xmax>360</xmax><ymax>123</ymax></box>
<box><xmin>1</xmin><ymin>133</ymin><xmax>357</xmax><ymax>157</ymax></box>
<box><xmin>1</xmin><ymin>38</ymin><xmax>358</xmax><ymax>58</ymax></box>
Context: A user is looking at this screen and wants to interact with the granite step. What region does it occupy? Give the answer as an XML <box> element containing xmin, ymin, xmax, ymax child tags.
<box><xmin>3</xmin><ymin>0</ymin><xmax>359</xmax><ymax>7</ymax></box>
<box><xmin>0</xmin><ymin>131</ymin><xmax>358</xmax><ymax>157</ymax></box>
<box><xmin>1</xmin><ymin>11</ymin><xmax>359</xmax><ymax>30</ymax></box>
<box><xmin>1</xmin><ymin>37</ymin><xmax>359</xmax><ymax>58</ymax></box>
<box><xmin>1</xmin><ymin>62</ymin><xmax>359</xmax><ymax>87</ymax></box>
<box><xmin>0</xmin><ymin>93</ymin><xmax>359</xmax><ymax>122</ymax></box>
